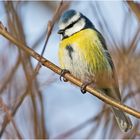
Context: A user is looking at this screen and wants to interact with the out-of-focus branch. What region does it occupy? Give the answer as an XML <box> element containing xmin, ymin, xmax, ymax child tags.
<box><xmin>11</xmin><ymin>120</ymin><xmax>22</xmax><ymax>139</ymax></box>
<box><xmin>0</xmin><ymin>23</ymin><xmax>140</xmax><ymax>120</ymax></box>
<box><xmin>0</xmin><ymin>98</ymin><xmax>12</xmax><ymax>137</ymax></box>
<box><xmin>0</xmin><ymin>1</ymin><xmax>70</xmax><ymax>138</ymax></box>
<box><xmin>0</xmin><ymin>98</ymin><xmax>11</xmax><ymax>118</ymax></box>
<box><xmin>0</xmin><ymin>86</ymin><xmax>28</xmax><ymax>138</ymax></box>
<box><xmin>127</xmin><ymin>1</ymin><xmax>140</xmax><ymax>21</ymax></box>
<box><xmin>0</xmin><ymin>57</ymin><xmax>20</xmax><ymax>94</ymax></box>
<box><xmin>55</xmin><ymin>105</ymin><xmax>107</xmax><ymax>139</ymax></box>
<box><xmin>35</xmin><ymin>0</ymin><xmax>70</xmax><ymax>73</ymax></box>
<box><xmin>2</xmin><ymin>1</ymin><xmax>48</xmax><ymax>138</ymax></box>
<box><xmin>0</xmin><ymin>98</ymin><xmax>22</xmax><ymax>139</ymax></box>
<box><xmin>127</xmin><ymin>2</ymin><xmax>140</xmax><ymax>54</ymax></box>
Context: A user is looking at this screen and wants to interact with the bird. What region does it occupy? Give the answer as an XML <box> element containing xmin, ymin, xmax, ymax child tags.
<box><xmin>57</xmin><ymin>9</ymin><xmax>132</xmax><ymax>132</ymax></box>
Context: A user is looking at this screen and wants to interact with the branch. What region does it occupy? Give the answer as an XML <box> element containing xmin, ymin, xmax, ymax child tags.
<box><xmin>0</xmin><ymin>84</ymin><xmax>30</xmax><ymax>138</ymax></box>
<box><xmin>0</xmin><ymin>22</ymin><xmax>140</xmax><ymax>119</ymax></box>
<box><xmin>35</xmin><ymin>0</ymin><xmax>70</xmax><ymax>72</ymax></box>
<box><xmin>127</xmin><ymin>1</ymin><xmax>140</xmax><ymax>21</ymax></box>
<box><xmin>0</xmin><ymin>97</ymin><xmax>12</xmax><ymax>136</ymax></box>
<box><xmin>0</xmin><ymin>98</ymin><xmax>11</xmax><ymax>118</ymax></box>
<box><xmin>127</xmin><ymin>1</ymin><xmax>140</xmax><ymax>54</ymax></box>
<box><xmin>0</xmin><ymin>1</ymin><xmax>70</xmax><ymax>137</ymax></box>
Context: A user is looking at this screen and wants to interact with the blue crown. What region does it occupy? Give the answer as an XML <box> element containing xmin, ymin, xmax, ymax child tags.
<box><xmin>59</xmin><ymin>9</ymin><xmax>95</xmax><ymax>29</ymax></box>
<box><xmin>60</xmin><ymin>10</ymin><xmax>76</xmax><ymax>23</ymax></box>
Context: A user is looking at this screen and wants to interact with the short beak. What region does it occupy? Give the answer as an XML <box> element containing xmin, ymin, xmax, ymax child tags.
<box><xmin>57</xmin><ymin>29</ymin><xmax>64</xmax><ymax>34</ymax></box>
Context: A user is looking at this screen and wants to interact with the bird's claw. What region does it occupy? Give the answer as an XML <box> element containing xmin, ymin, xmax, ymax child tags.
<box><xmin>60</xmin><ymin>69</ymin><xmax>70</xmax><ymax>82</ymax></box>
<box><xmin>81</xmin><ymin>83</ymin><xmax>89</xmax><ymax>94</ymax></box>
<box><xmin>81</xmin><ymin>81</ymin><xmax>95</xmax><ymax>94</ymax></box>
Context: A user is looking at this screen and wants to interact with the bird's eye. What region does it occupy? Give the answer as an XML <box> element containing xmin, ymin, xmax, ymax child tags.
<box><xmin>66</xmin><ymin>17</ymin><xmax>81</xmax><ymax>29</ymax></box>
<box><xmin>66</xmin><ymin>22</ymin><xmax>74</xmax><ymax>29</ymax></box>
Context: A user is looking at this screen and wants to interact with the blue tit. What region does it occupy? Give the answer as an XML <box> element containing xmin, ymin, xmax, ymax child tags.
<box><xmin>58</xmin><ymin>9</ymin><xmax>132</xmax><ymax>132</ymax></box>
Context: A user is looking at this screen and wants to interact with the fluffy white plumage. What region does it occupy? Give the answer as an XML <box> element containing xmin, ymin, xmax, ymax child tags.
<box><xmin>64</xmin><ymin>18</ymin><xmax>85</xmax><ymax>37</ymax></box>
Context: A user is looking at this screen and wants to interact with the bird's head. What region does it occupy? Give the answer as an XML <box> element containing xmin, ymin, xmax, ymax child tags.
<box><xmin>58</xmin><ymin>10</ymin><xmax>94</xmax><ymax>39</ymax></box>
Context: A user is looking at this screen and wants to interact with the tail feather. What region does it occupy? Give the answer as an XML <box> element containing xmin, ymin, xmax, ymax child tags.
<box><xmin>99</xmin><ymin>88</ymin><xmax>133</xmax><ymax>132</ymax></box>
<box><xmin>111</xmin><ymin>107</ymin><xmax>132</xmax><ymax>132</ymax></box>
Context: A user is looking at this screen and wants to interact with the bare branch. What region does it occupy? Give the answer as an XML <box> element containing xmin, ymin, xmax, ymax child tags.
<box><xmin>0</xmin><ymin>22</ymin><xmax>140</xmax><ymax>121</ymax></box>
<box><xmin>127</xmin><ymin>1</ymin><xmax>140</xmax><ymax>21</ymax></box>
<box><xmin>35</xmin><ymin>1</ymin><xmax>70</xmax><ymax>73</ymax></box>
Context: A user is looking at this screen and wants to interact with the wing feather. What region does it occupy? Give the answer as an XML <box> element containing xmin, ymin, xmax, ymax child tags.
<box><xmin>96</xmin><ymin>29</ymin><xmax>121</xmax><ymax>100</ymax></box>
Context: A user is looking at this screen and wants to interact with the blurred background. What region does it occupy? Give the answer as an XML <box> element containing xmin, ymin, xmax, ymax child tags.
<box><xmin>0</xmin><ymin>1</ymin><xmax>140</xmax><ymax>139</ymax></box>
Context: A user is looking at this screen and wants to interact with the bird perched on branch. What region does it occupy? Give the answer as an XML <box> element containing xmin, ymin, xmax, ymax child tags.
<box><xmin>58</xmin><ymin>9</ymin><xmax>132</xmax><ymax>132</ymax></box>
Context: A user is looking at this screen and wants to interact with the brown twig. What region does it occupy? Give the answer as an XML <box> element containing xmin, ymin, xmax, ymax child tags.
<box><xmin>35</xmin><ymin>0</ymin><xmax>70</xmax><ymax>73</ymax></box>
<box><xmin>0</xmin><ymin>1</ymin><xmax>70</xmax><ymax>137</ymax></box>
<box><xmin>0</xmin><ymin>86</ymin><xmax>28</xmax><ymax>138</ymax></box>
<box><xmin>0</xmin><ymin>22</ymin><xmax>140</xmax><ymax>119</ymax></box>
<box><xmin>1</xmin><ymin>1</ymin><xmax>47</xmax><ymax>138</ymax></box>
<box><xmin>11</xmin><ymin>120</ymin><xmax>23</xmax><ymax>139</ymax></box>
<box><xmin>0</xmin><ymin>97</ymin><xmax>12</xmax><ymax>137</ymax></box>
<box><xmin>127</xmin><ymin>1</ymin><xmax>140</xmax><ymax>21</ymax></box>
<box><xmin>0</xmin><ymin>57</ymin><xmax>20</xmax><ymax>95</ymax></box>
<box><xmin>126</xmin><ymin>2</ymin><xmax>140</xmax><ymax>54</ymax></box>
<box><xmin>55</xmin><ymin>105</ymin><xmax>107</xmax><ymax>139</ymax></box>
<box><xmin>0</xmin><ymin>98</ymin><xmax>11</xmax><ymax>118</ymax></box>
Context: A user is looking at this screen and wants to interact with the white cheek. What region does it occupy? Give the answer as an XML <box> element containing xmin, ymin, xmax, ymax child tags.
<box><xmin>65</xmin><ymin>18</ymin><xmax>85</xmax><ymax>37</ymax></box>
<box><xmin>60</xmin><ymin>34</ymin><xmax>63</xmax><ymax>40</ymax></box>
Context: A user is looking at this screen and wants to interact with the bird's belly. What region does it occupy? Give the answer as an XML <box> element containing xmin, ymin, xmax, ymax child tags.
<box><xmin>59</xmin><ymin>44</ymin><xmax>95</xmax><ymax>82</ymax></box>
<box><xmin>59</xmin><ymin>43</ymin><xmax>113</xmax><ymax>88</ymax></box>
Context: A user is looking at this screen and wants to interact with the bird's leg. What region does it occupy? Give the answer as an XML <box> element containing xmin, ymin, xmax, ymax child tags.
<box><xmin>60</xmin><ymin>69</ymin><xmax>70</xmax><ymax>82</ymax></box>
<box><xmin>81</xmin><ymin>80</ymin><xmax>96</xmax><ymax>94</ymax></box>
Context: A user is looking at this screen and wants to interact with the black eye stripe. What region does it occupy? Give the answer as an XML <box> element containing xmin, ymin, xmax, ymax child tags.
<box><xmin>65</xmin><ymin>17</ymin><xmax>81</xmax><ymax>30</ymax></box>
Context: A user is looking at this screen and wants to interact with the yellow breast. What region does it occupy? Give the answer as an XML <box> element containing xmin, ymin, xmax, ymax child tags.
<box><xmin>58</xmin><ymin>28</ymin><xmax>112</xmax><ymax>85</ymax></box>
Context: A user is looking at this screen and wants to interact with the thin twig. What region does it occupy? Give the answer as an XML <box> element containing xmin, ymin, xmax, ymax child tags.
<box><xmin>1</xmin><ymin>2</ymin><xmax>47</xmax><ymax>138</ymax></box>
<box><xmin>11</xmin><ymin>120</ymin><xmax>23</xmax><ymax>139</ymax></box>
<box><xmin>127</xmin><ymin>1</ymin><xmax>140</xmax><ymax>21</ymax></box>
<box><xmin>126</xmin><ymin>2</ymin><xmax>140</xmax><ymax>54</ymax></box>
<box><xmin>0</xmin><ymin>57</ymin><xmax>20</xmax><ymax>94</ymax></box>
<box><xmin>0</xmin><ymin>98</ymin><xmax>11</xmax><ymax>118</ymax></box>
<box><xmin>0</xmin><ymin>22</ymin><xmax>140</xmax><ymax>119</ymax></box>
<box><xmin>35</xmin><ymin>0</ymin><xmax>70</xmax><ymax>73</ymax></box>
<box><xmin>0</xmin><ymin>98</ymin><xmax>12</xmax><ymax>137</ymax></box>
<box><xmin>0</xmin><ymin>87</ymin><xmax>27</xmax><ymax>138</ymax></box>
